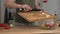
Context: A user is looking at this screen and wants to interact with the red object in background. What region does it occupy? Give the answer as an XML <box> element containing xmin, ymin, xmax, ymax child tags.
<box><xmin>0</xmin><ymin>23</ymin><xmax>6</xmax><ymax>27</ymax></box>
<box><xmin>42</xmin><ymin>0</ymin><xmax>48</xmax><ymax>3</ymax></box>
<box><xmin>45</xmin><ymin>23</ymin><xmax>56</xmax><ymax>27</ymax></box>
<box><xmin>0</xmin><ymin>23</ymin><xmax>10</xmax><ymax>30</ymax></box>
<box><xmin>5</xmin><ymin>26</ymin><xmax>10</xmax><ymax>30</ymax></box>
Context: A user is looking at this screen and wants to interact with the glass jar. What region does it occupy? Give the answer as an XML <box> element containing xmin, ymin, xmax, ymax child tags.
<box><xmin>40</xmin><ymin>19</ymin><xmax>58</xmax><ymax>30</ymax></box>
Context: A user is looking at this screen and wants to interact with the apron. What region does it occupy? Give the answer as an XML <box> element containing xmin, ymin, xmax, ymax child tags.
<box><xmin>15</xmin><ymin>0</ymin><xmax>35</xmax><ymax>9</ymax></box>
<box><xmin>15</xmin><ymin>0</ymin><xmax>35</xmax><ymax>26</ymax></box>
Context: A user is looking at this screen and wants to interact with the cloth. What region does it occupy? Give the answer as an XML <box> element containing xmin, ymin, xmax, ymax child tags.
<box><xmin>15</xmin><ymin>0</ymin><xmax>35</xmax><ymax>9</ymax></box>
<box><xmin>15</xmin><ymin>0</ymin><xmax>40</xmax><ymax>26</ymax></box>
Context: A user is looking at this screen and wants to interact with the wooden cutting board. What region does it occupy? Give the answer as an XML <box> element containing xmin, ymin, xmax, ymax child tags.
<box><xmin>18</xmin><ymin>11</ymin><xmax>56</xmax><ymax>22</ymax></box>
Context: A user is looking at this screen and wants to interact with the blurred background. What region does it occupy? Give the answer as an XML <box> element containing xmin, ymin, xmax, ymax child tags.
<box><xmin>0</xmin><ymin>0</ymin><xmax>60</xmax><ymax>24</ymax></box>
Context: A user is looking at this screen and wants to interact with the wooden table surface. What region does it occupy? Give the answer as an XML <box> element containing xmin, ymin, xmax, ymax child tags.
<box><xmin>0</xmin><ymin>26</ymin><xmax>60</xmax><ymax>34</ymax></box>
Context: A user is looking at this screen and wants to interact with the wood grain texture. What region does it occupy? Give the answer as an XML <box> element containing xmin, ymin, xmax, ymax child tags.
<box><xmin>18</xmin><ymin>11</ymin><xmax>56</xmax><ymax>22</ymax></box>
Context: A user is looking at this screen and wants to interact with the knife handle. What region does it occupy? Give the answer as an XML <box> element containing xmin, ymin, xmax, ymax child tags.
<box><xmin>17</xmin><ymin>8</ymin><xmax>24</xmax><ymax>12</ymax></box>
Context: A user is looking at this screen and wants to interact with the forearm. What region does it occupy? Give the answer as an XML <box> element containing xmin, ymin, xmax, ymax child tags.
<box><xmin>4</xmin><ymin>3</ymin><xmax>22</xmax><ymax>8</ymax></box>
<box><xmin>35</xmin><ymin>0</ymin><xmax>41</xmax><ymax>8</ymax></box>
<box><xmin>4</xmin><ymin>0</ymin><xmax>22</xmax><ymax>8</ymax></box>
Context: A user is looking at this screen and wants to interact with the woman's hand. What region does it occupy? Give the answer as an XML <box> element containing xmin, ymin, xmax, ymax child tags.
<box><xmin>22</xmin><ymin>4</ymin><xmax>32</xmax><ymax>11</ymax></box>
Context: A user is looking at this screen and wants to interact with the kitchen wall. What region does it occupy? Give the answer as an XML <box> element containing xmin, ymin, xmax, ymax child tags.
<box><xmin>42</xmin><ymin>0</ymin><xmax>57</xmax><ymax>14</ymax></box>
<box><xmin>1</xmin><ymin>0</ymin><xmax>5</xmax><ymax>23</ymax></box>
<box><xmin>42</xmin><ymin>0</ymin><xmax>60</xmax><ymax>20</ymax></box>
<box><xmin>57</xmin><ymin>0</ymin><xmax>60</xmax><ymax>20</ymax></box>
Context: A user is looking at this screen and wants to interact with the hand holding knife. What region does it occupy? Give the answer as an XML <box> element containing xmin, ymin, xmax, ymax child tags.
<box><xmin>18</xmin><ymin>8</ymin><xmax>44</xmax><ymax>12</ymax></box>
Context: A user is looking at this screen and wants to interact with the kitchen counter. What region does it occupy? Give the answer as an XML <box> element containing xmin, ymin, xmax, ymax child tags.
<box><xmin>0</xmin><ymin>26</ymin><xmax>60</xmax><ymax>34</ymax></box>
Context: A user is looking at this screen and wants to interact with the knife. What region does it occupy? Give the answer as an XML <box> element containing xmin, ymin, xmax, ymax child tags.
<box><xmin>18</xmin><ymin>8</ymin><xmax>44</xmax><ymax>12</ymax></box>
